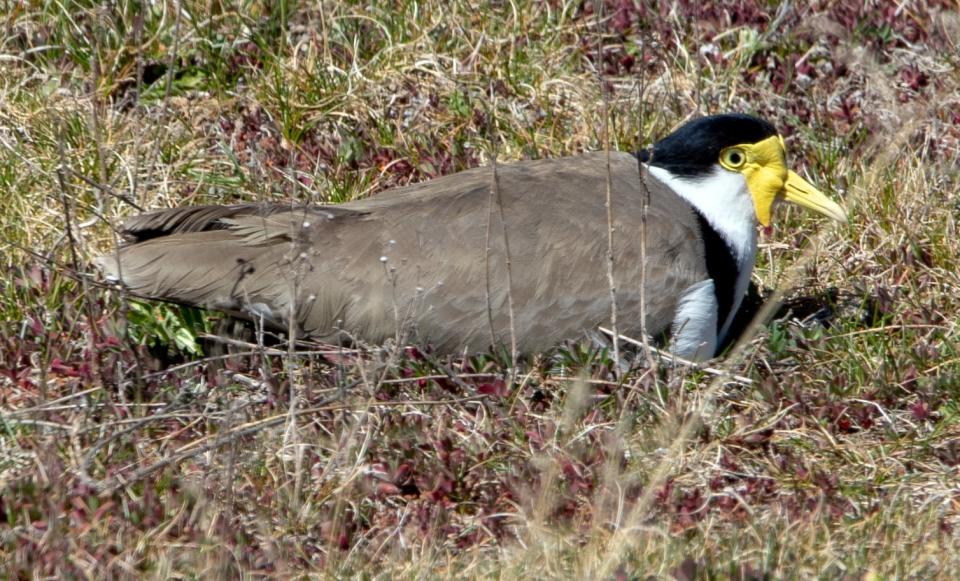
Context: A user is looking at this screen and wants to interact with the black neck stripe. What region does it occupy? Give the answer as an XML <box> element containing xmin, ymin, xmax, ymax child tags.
<box><xmin>694</xmin><ymin>211</ymin><xmax>739</xmax><ymax>334</ymax></box>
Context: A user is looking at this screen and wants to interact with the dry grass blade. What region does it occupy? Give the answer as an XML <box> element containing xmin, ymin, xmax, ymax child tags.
<box><xmin>2</xmin><ymin>0</ymin><xmax>959</xmax><ymax>577</ymax></box>
<box><xmin>597</xmin><ymin>326</ymin><xmax>754</xmax><ymax>386</ymax></box>
<box><xmin>587</xmin><ymin>223</ymin><xmax>844</xmax><ymax>578</ymax></box>
<box><xmin>593</xmin><ymin>0</ymin><xmax>622</xmax><ymax>378</ymax></box>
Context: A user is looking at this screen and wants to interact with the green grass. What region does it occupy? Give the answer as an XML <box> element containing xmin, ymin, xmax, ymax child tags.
<box><xmin>2</xmin><ymin>0</ymin><xmax>960</xmax><ymax>577</ymax></box>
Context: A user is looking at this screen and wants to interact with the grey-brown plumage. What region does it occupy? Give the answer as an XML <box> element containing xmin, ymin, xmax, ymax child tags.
<box><xmin>99</xmin><ymin>152</ymin><xmax>709</xmax><ymax>354</ymax></box>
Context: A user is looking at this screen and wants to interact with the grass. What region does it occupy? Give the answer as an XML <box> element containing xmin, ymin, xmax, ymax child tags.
<box><xmin>2</xmin><ymin>0</ymin><xmax>960</xmax><ymax>577</ymax></box>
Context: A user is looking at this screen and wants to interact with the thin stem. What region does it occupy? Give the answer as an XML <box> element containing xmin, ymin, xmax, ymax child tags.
<box><xmin>635</xmin><ymin>33</ymin><xmax>657</xmax><ymax>375</ymax></box>
<box><xmin>492</xmin><ymin>147</ymin><xmax>518</xmax><ymax>372</ymax></box>
<box><xmin>594</xmin><ymin>0</ymin><xmax>622</xmax><ymax>377</ymax></box>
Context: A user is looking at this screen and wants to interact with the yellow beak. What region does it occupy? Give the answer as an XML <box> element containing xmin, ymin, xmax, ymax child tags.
<box><xmin>737</xmin><ymin>135</ymin><xmax>848</xmax><ymax>226</ymax></box>
<box><xmin>783</xmin><ymin>170</ymin><xmax>848</xmax><ymax>223</ymax></box>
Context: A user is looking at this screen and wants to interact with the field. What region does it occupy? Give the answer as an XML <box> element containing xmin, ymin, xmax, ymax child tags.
<box><xmin>2</xmin><ymin>0</ymin><xmax>960</xmax><ymax>577</ymax></box>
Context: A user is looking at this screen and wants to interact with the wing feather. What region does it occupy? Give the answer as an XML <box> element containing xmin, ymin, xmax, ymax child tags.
<box><xmin>100</xmin><ymin>152</ymin><xmax>710</xmax><ymax>353</ymax></box>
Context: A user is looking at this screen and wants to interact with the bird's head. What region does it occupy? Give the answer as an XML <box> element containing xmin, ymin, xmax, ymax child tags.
<box><xmin>640</xmin><ymin>114</ymin><xmax>847</xmax><ymax>227</ymax></box>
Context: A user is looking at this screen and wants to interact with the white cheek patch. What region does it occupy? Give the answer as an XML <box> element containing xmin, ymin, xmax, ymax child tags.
<box><xmin>671</xmin><ymin>279</ymin><xmax>719</xmax><ymax>362</ymax></box>
<box><xmin>647</xmin><ymin>165</ymin><xmax>756</xmax><ymax>264</ymax></box>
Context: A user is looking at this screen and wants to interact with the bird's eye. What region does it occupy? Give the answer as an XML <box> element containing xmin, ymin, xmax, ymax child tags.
<box><xmin>720</xmin><ymin>147</ymin><xmax>746</xmax><ymax>170</ymax></box>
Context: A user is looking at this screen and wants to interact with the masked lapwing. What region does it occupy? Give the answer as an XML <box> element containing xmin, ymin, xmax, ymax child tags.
<box><xmin>98</xmin><ymin>114</ymin><xmax>846</xmax><ymax>360</ymax></box>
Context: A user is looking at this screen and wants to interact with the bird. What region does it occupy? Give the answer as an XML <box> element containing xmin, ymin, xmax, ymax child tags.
<box><xmin>98</xmin><ymin>113</ymin><xmax>846</xmax><ymax>361</ymax></box>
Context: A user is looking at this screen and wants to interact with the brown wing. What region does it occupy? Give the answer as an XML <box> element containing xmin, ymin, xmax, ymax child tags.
<box><xmin>100</xmin><ymin>152</ymin><xmax>709</xmax><ymax>353</ymax></box>
<box><xmin>99</xmin><ymin>203</ymin><xmax>366</xmax><ymax>324</ymax></box>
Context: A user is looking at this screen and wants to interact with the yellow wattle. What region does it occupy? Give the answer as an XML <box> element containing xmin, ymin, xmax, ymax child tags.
<box><xmin>738</xmin><ymin>135</ymin><xmax>788</xmax><ymax>227</ymax></box>
<box><xmin>744</xmin><ymin>165</ymin><xmax>787</xmax><ymax>226</ymax></box>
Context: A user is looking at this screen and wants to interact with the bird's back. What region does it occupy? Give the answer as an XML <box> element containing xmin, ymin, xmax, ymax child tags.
<box><xmin>102</xmin><ymin>152</ymin><xmax>710</xmax><ymax>353</ymax></box>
